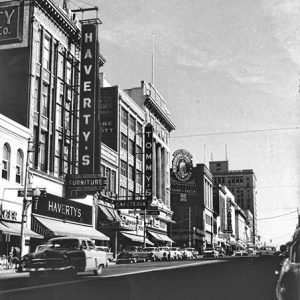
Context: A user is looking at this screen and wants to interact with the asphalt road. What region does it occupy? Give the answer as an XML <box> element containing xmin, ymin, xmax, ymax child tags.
<box><xmin>0</xmin><ymin>257</ymin><xmax>279</xmax><ymax>300</ymax></box>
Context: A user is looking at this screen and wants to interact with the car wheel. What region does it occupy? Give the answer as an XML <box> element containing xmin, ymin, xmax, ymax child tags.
<box><xmin>93</xmin><ymin>264</ymin><xmax>103</xmax><ymax>276</ymax></box>
<box><xmin>133</xmin><ymin>257</ymin><xmax>137</xmax><ymax>263</ymax></box>
<box><xmin>152</xmin><ymin>256</ymin><xmax>156</xmax><ymax>262</ymax></box>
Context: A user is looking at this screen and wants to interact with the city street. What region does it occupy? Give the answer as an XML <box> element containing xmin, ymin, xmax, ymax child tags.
<box><xmin>0</xmin><ymin>257</ymin><xmax>278</xmax><ymax>300</ymax></box>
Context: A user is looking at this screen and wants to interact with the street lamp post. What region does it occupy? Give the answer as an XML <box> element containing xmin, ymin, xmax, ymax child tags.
<box><xmin>18</xmin><ymin>139</ymin><xmax>41</xmax><ymax>271</ymax></box>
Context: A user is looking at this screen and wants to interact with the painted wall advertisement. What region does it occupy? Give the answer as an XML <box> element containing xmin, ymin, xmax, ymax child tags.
<box><xmin>0</xmin><ymin>0</ymin><xmax>24</xmax><ymax>45</ymax></box>
<box><xmin>171</xmin><ymin>149</ymin><xmax>197</xmax><ymax>194</ymax></box>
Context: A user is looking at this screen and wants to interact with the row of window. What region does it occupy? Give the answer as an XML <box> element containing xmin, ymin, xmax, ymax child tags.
<box><xmin>120</xmin><ymin>160</ymin><xmax>142</xmax><ymax>184</ymax></box>
<box><xmin>1</xmin><ymin>143</ymin><xmax>24</xmax><ymax>184</ymax></box>
<box><xmin>121</xmin><ymin>133</ymin><xmax>143</xmax><ymax>160</ymax></box>
<box><xmin>100</xmin><ymin>165</ymin><xmax>117</xmax><ymax>194</ymax></box>
<box><xmin>32</xmin><ymin>26</ymin><xmax>78</xmax><ymax>177</ymax></box>
<box><xmin>121</xmin><ymin>108</ymin><xmax>143</xmax><ymax>134</ymax></box>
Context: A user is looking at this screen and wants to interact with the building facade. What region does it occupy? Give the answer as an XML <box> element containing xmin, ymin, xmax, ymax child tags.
<box><xmin>0</xmin><ymin>0</ymin><xmax>109</xmax><ymax>256</ymax></box>
<box><xmin>209</xmin><ymin>160</ymin><xmax>258</xmax><ymax>244</ymax></box>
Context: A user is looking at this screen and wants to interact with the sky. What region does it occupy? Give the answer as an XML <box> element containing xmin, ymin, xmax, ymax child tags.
<box><xmin>66</xmin><ymin>0</ymin><xmax>300</xmax><ymax>246</ymax></box>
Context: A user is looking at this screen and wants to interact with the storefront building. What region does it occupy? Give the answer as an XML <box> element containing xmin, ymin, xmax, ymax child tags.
<box><xmin>0</xmin><ymin>114</ymin><xmax>43</xmax><ymax>257</ymax></box>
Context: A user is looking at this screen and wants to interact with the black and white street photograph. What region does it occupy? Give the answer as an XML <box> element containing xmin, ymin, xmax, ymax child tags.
<box><xmin>0</xmin><ymin>0</ymin><xmax>299</xmax><ymax>299</ymax></box>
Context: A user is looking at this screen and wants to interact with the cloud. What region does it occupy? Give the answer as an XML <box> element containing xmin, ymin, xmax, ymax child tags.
<box><xmin>262</xmin><ymin>0</ymin><xmax>300</xmax><ymax>66</ymax></box>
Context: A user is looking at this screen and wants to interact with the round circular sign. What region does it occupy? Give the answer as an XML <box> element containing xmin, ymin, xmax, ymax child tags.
<box><xmin>172</xmin><ymin>149</ymin><xmax>193</xmax><ymax>182</ymax></box>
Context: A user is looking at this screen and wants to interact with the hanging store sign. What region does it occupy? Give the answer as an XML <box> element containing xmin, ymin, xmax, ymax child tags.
<box><xmin>114</xmin><ymin>200</ymin><xmax>149</xmax><ymax>210</ymax></box>
<box><xmin>226</xmin><ymin>198</ymin><xmax>233</xmax><ymax>233</ymax></box>
<box><xmin>144</xmin><ymin>123</ymin><xmax>153</xmax><ymax>202</ymax></box>
<box><xmin>0</xmin><ymin>0</ymin><xmax>24</xmax><ymax>45</ymax></box>
<box><xmin>79</xmin><ymin>22</ymin><xmax>100</xmax><ymax>174</ymax></box>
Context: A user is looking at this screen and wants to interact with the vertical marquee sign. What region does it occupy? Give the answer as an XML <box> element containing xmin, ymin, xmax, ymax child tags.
<box><xmin>79</xmin><ymin>22</ymin><xmax>100</xmax><ymax>174</ymax></box>
<box><xmin>144</xmin><ymin>123</ymin><xmax>153</xmax><ymax>202</ymax></box>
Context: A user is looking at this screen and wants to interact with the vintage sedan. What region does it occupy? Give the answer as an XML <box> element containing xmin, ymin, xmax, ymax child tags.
<box><xmin>143</xmin><ymin>247</ymin><xmax>165</xmax><ymax>261</ymax></box>
<box><xmin>116</xmin><ymin>246</ymin><xmax>151</xmax><ymax>264</ymax></box>
<box><xmin>276</xmin><ymin>229</ymin><xmax>300</xmax><ymax>300</ymax></box>
<box><xmin>95</xmin><ymin>246</ymin><xmax>115</xmax><ymax>265</ymax></box>
<box><xmin>203</xmin><ymin>248</ymin><xmax>219</xmax><ymax>258</ymax></box>
<box><xmin>21</xmin><ymin>237</ymin><xmax>107</xmax><ymax>279</ymax></box>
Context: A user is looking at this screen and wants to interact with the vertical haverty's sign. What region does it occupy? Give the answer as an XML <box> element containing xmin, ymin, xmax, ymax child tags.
<box><xmin>0</xmin><ymin>0</ymin><xmax>24</xmax><ymax>45</ymax></box>
<box><xmin>144</xmin><ymin>123</ymin><xmax>153</xmax><ymax>202</ymax></box>
<box><xmin>79</xmin><ymin>22</ymin><xmax>100</xmax><ymax>174</ymax></box>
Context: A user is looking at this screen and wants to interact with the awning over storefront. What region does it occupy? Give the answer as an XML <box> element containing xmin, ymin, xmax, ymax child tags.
<box><xmin>33</xmin><ymin>215</ymin><xmax>109</xmax><ymax>241</ymax></box>
<box><xmin>147</xmin><ymin>230</ymin><xmax>175</xmax><ymax>243</ymax></box>
<box><xmin>120</xmin><ymin>231</ymin><xmax>154</xmax><ymax>246</ymax></box>
<box><xmin>98</xmin><ymin>204</ymin><xmax>122</xmax><ymax>223</ymax></box>
<box><xmin>0</xmin><ymin>221</ymin><xmax>43</xmax><ymax>239</ymax></box>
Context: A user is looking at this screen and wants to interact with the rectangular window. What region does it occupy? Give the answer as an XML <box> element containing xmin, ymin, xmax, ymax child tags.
<box><xmin>136</xmin><ymin>170</ymin><xmax>142</xmax><ymax>185</ymax></box>
<box><xmin>136</xmin><ymin>145</ymin><xmax>142</xmax><ymax>161</ymax></box>
<box><xmin>35</xmin><ymin>30</ymin><xmax>41</xmax><ymax>64</ymax></box>
<box><xmin>121</xmin><ymin>133</ymin><xmax>127</xmax><ymax>151</ymax></box>
<box><xmin>129</xmin><ymin>115</ymin><xmax>135</xmax><ymax>131</ymax></box>
<box><xmin>66</xmin><ymin>61</ymin><xmax>72</xmax><ymax>86</ymax></box>
<box><xmin>128</xmin><ymin>139</ymin><xmax>135</xmax><ymax>156</ymax></box>
<box><xmin>120</xmin><ymin>187</ymin><xmax>126</xmax><ymax>197</ymax></box>
<box><xmin>137</xmin><ymin>123</ymin><xmax>142</xmax><ymax>136</ymax></box>
<box><xmin>43</xmin><ymin>35</ymin><xmax>51</xmax><ymax>70</ymax></box>
<box><xmin>121</xmin><ymin>160</ymin><xmax>127</xmax><ymax>177</ymax></box>
<box><xmin>16</xmin><ymin>165</ymin><xmax>21</xmax><ymax>184</ymax></box>
<box><xmin>41</xmin><ymin>83</ymin><xmax>49</xmax><ymax>117</ymax></box>
<box><xmin>128</xmin><ymin>165</ymin><xmax>134</xmax><ymax>181</ymax></box>
<box><xmin>105</xmin><ymin>168</ymin><xmax>111</xmax><ymax>191</ymax></box>
<box><xmin>57</xmin><ymin>52</ymin><xmax>64</xmax><ymax>79</ymax></box>
<box><xmin>111</xmin><ymin>170</ymin><xmax>116</xmax><ymax>193</ymax></box>
<box><xmin>64</xmin><ymin>101</ymin><xmax>71</xmax><ymax>131</ymax></box>
<box><xmin>100</xmin><ymin>164</ymin><xmax>105</xmax><ymax>177</ymax></box>
<box><xmin>121</xmin><ymin>108</ymin><xmax>128</xmax><ymax>125</ymax></box>
<box><xmin>40</xmin><ymin>132</ymin><xmax>47</xmax><ymax>171</ymax></box>
<box><xmin>2</xmin><ymin>160</ymin><xmax>8</xmax><ymax>179</ymax></box>
<box><xmin>34</xmin><ymin>78</ymin><xmax>40</xmax><ymax>112</ymax></box>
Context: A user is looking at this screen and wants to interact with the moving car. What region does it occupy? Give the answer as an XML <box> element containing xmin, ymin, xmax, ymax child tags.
<box><xmin>117</xmin><ymin>246</ymin><xmax>151</xmax><ymax>264</ymax></box>
<box><xmin>258</xmin><ymin>246</ymin><xmax>277</xmax><ymax>257</ymax></box>
<box><xmin>143</xmin><ymin>247</ymin><xmax>165</xmax><ymax>261</ymax></box>
<box><xmin>21</xmin><ymin>237</ymin><xmax>107</xmax><ymax>279</ymax></box>
<box><xmin>203</xmin><ymin>248</ymin><xmax>219</xmax><ymax>258</ymax></box>
<box><xmin>276</xmin><ymin>229</ymin><xmax>299</xmax><ymax>300</ymax></box>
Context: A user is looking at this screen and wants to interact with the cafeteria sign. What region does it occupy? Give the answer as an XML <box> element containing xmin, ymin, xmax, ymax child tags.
<box><xmin>0</xmin><ymin>0</ymin><xmax>24</xmax><ymax>45</ymax></box>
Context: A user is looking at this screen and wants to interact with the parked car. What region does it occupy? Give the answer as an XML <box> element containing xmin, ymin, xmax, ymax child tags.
<box><xmin>232</xmin><ymin>250</ymin><xmax>248</xmax><ymax>257</ymax></box>
<box><xmin>186</xmin><ymin>247</ymin><xmax>199</xmax><ymax>259</ymax></box>
<box><xmin>276</xmin><ymin>229</ymin><xmax>299</xmax><ymax>300</ymax></box>
<box><xmin>21</xmin><ymin>237</ymin><xmax>107</xmax><ymax>279</ymax></box>
<box><xmin>95</xmin><ymin>246</ymin><xmax>115</xmax><ymax>266</ymax></box>
<box><xmin>117</xmin><ymin>246</ymin><xmax>151</xmax><ymax>264</ymax></box>
<box><xmin>159</xmin><ymin>247</ymin><xmax>176</xmax><ymax>260</ymax></box>
<box><xmin>181</xmin><ymin>248</ymin><xmax>194</xmax><ymax>260</ymax></box>
<box><xmin>216</xmin><ymin>247</ymin><xmax>226</xmax><ymax>257</ymax></box>
<box><xmin>143</xmin><ymin>247</ymin><xmax>165</xmax><ymax>261</ymax></box>
<box><xmin>203</xmin><ymin>248</ymin><xmax>219</xmax><ymax>258</ymax></box>
<box><xmin>258</xmin><ymin>246</ymin><xmax>277</xmax><ymax>257</ymax></box>
<box><xmin>170</xmin><ymin>247</ymin><xmax>183</xmax><ymax>260</ymax></box>
<box><xmin>34</xmin><ymin>244</ymin><xmax>47</xmax><ymax>253</ymax></box>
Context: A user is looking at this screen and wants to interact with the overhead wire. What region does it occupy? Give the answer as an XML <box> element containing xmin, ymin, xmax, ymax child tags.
<box><xmin>170</xmin><ymin>126</ymin><xmax>299</xmax><ymax>139</ymax></box>
<box><xmin>258</xmin><ymin>210</ymin><xmax>298</xmax><ymax>221</ymax></box>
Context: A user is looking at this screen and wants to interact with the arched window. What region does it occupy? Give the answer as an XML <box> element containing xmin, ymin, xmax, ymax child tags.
<box><xmin>2</xmin><ymin>143</ymin><xmax>10</xmax><ymax>180</ymax></box>
<box><xmin>16</xmin><ymin>149</ymin><xmax>23</xmax><ymax>184</ymax></box>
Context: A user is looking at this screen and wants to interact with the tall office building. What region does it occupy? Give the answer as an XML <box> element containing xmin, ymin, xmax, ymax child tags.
<box><xmin>209</xmin><ymin>160</ymin><xmax>258</xmax><ymax>244</ymax></box>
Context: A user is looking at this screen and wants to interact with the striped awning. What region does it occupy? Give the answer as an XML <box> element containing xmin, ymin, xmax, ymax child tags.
<box><xmin>0</xmin><ymin>221</ymin><xmax>43</xmax><ymax>239</ymax></box>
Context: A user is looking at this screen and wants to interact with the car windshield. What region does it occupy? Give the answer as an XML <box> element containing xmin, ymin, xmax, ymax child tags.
<box><xmin>48</xmin><ymin>239</ymin><xmax>79</xmax><ymax>250</ymax></box>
